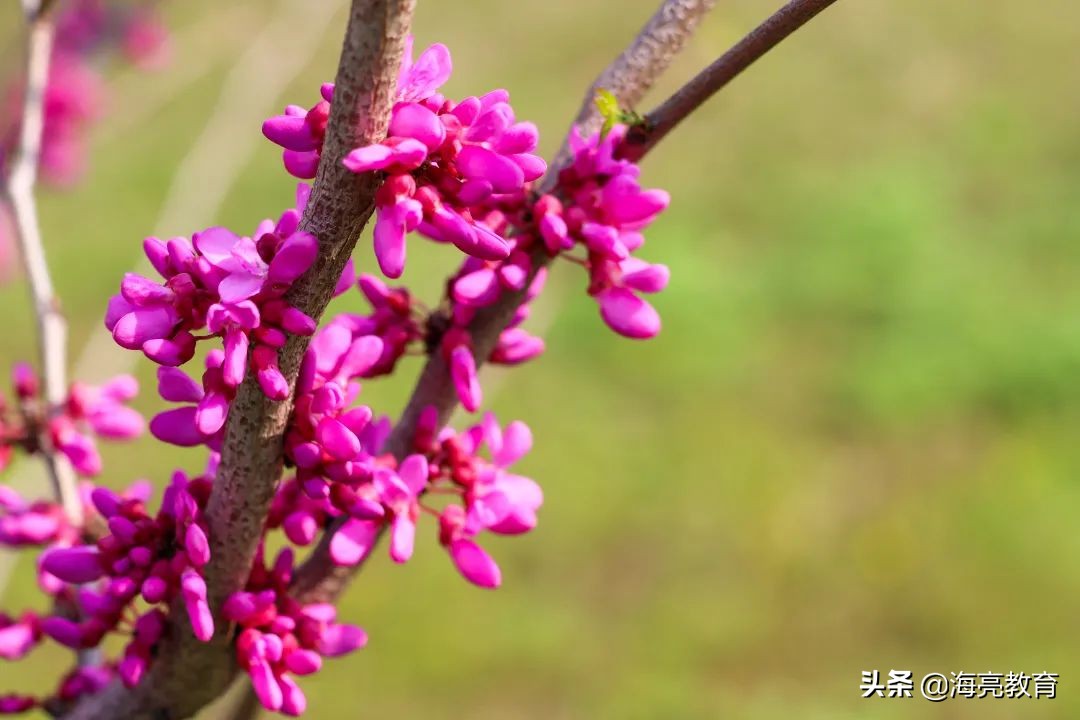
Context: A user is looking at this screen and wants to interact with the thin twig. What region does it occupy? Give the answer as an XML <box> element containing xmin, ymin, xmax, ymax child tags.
<box><xmin>1</xmin><ymin>6</ymin><xmax>83</xmax><ymax>526</ymax></box>
<box><xmin>64</xmin><ymin>1</ymin><xmax>415</xmax><ymax>717</ymax></box>
<box><xmin>291</xmin><ymin>0</ymin><xmax>718</xmax><ymax>604</ymax></box>
<box><xmin>622</xmin><ymin>0</ymin><xmax>840</xmax><ymax>160</ymax></box>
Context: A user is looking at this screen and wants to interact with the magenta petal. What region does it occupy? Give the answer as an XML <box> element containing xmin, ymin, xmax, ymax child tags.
<box><xmin>185</xmin><ymin>524</ymin><xmax>211</xmax><ymax>567</ymax></box>
<box><xmin>284</xmin><ymin>648</ymin><xmax>322</xmax><ymax>676</ymax></box>
<box><xmin>539</xmin><ymin>213</ymin><xmax>569</xmax><ymax>254</ymax></box>
<box><xmin>40</xmin><ymin>616</ymin><xmax>85</xmax><ymax>648</ymax></box>
<box><xmin>452</xmin><ymin>268</ymin><xmax>499</xmax><ymax>306</ymax></box>
<box><xmin>597</xmin><ymin>287</ymin><xmax>661</xmax><ymax>339</ymax></box>
<box><xmin>283</xmin><ymin>511</ymin><xmax>319</xmax><ymax>546</ymax></box>
<box><xmin>112</xmin><ymin>306</ymin><xmax>179</xmax><ymax>349</ymax></box>
<box><xmin>142</xmin><ymin>332</ymin><xmax>197</xmax><ymax>366</ymax></box>
<box><xmin>121</xmin><ymin>273</ymin><xmax>172</xmax><ymax>306</ymax></box>
<box><xmin>262</xmin><ymin>114</ymin><xmax>317</xmax><ymax>152</ymax></box>
<box><xmin>268</xmin><ymin>232</ymin><xmax>318</xmax><ymax>285</ymax></box>
<box><xmin>338</xmin><ymin>406</ymin><xmax>373</xmax><ymax>437</ymax></box>
<box><xmin>193</xmin><ymin>226</ymin><xmax>241</xmax><ymax>265</ymax></box>
<box><xmin>334</xmin><ymin>258</ymin><xmax>357</xmax><ymax>297</ymax></box>
<box><xmin>311</xmin><ymin>324</ymin><xmax>351</xmax><ymax>376</ymax></box>
<box><xmin>342</xmin><ymin>144</ymin><xmax>393</xmax><ymax>173</ymax></box>
<box><xmin>495</xmin><ymin>421</ymin><xmax>533</xmax><ymax>466</ymax></box>
<box><xmin>373</xmin><ymin>206</ymin><xmax>408</xmax><ymax>278</ymax></box>
<box><xmin>512</xmin><ymin>152</ymin><xmax>547</xmax><ymax>182</ymax></box>
<box><xmin>100</xmin><ymin>374</ymin><xmax>139</xmax><ymax>401</ymax></box>
<box><xmin>389</xmin><ymin>103</ymin><xmax>446</xmax><ymax>150</ymax></box>
<box><xmin>143</xmin><ymin>237</ymin><xmax>172</xmax><ymax>277</ymax></box>
<box><xmin>141</xmin><ymin>576</ymin><xmax>168</xmax><ymax>604</ymax></box>
<box><xmin>157</xmin><ymin>367</ymin><xmax>203</xmax><ymax>403</ymax></box>
<box><xmin>223</xmin><ymin>592</ymin><xmax>258</xmax><ymax>623</ymax></box>
<box><xmin>449</xmin><ymin>539</ymin><xmax>502</xmax><ymax>588</ymax></box>
<box><xmin>458</xmin><ymin>222</ymin><xmax>511</xmax><ymax>262</ymax></box>
<box><xmin>41</xmin><ymin>546</ymin><xmax>105</xmax><ymax>584</ymax></box>
<box><xmin>222</xmin><ymin>328</ymin><xmax>250</xmax><ymax>388</ymax></box>
<box><xmin>337</xmin><ymin>336</ymin><xmax>384</xmax><ymax>380</ymax></box>
<box><xmin>218</xmin><ymin>272</ymin><xmax>265</xmax><ymax>303</ymax></box>
<box><xmin>328</xmin><ymin>518</ymin><xmax>379</xmax><ymax>566</ymax></box>
<box><xmin>118</xmin><ymin>655</ymin><xmax>147</xmax><ymax>688</ymax></box>
<box><xmin>281</xmin><ymin>307</ymin><xmax>317</xmax><ymax>336</ymax></box>
<box><xmin>317</xmin><ymin>623</ymin><xmax>368</xmax><ymax>657</ymax></box>
<box><xmin>398</xmin><ymin>454</ymin><xmax>429</xmax><ymax>495</ymax></box>
<box><xmin>104</xmin><ymin>294</ymin><xmax>136</xmax><ymax>331</ymax></box>
<box><xmin>283</xmin><ymin>149</ymin><xmax>319</xmax><ymax>179</ymax></box>
<box><xmin>0</xmin><ymin>622</ymin><xmax>37</xmax><ymax>660</ymax></box>
<box><xmin>257</xmin><ymin>366</ymin><xmax>289</xmax><ymax>400</ymax></box>
<box><xmin>398</xmin><ymin>42</ymin><xmax>452</xmax><ymax>102</ymax></box>
<box><xmin>349</xmin><ymin>497</ymin><xmax>386</xmax><ymax>521</ymax></box>
<box><xmin>279</xmin><ymin>674</ymin><xmax>307</xmax><ymax>716</ymax></box>
<box><xmin>150</xmin><ymin>407</ymin><xmax>206</xmax><ymax>447</ymax></box>
<box><xmin>456</xmin><ymin>145</ymin><xmax>524</xmax><ymax>193</ymax></box>
<box><xmin>249</xmin><ymin>659</ymin><xmax>284</xmax><ymax>712</ymax></box>
<box><xmin>88</xmin><ymin>406</ymin><xmax>144</xmax><ymax>439</ymax></box>
<box><xmin>494</xmin><ymin>122</ymin><xmax>540</xmax><ymax>155</ymax></box>
<box><xmin>389</xmin><ymin>514</ymin><xmax>415</xmax><ymax>563</ymax></box>
<box><xmin>289</xmin><ymin>441</ymin><xmax>323</xmax><ymax>469</ymax></box>
<box><xmin>620</xmin><ymin>260</ymin><xmax>670</xmax><ymax>294</ymax></box>
<box><xmin>316</xmin><ymin>417</ymin><xmax>361</xmax><ymax>460</ymax></box>
<box><xmin>449</xmin><ymin>346</ymin><xmax>482</xmax><ymax>412</ymax></box>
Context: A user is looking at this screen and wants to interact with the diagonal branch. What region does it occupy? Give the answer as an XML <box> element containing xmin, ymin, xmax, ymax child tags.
<box><xmin>291</xmin><ymin>0</ymin><xmax>718</xmax><ymax>604</ymax></box>
<box><xmin>63</xmin><ymin>1</ymin><xmax>416</xmax><ymax>718</ymax></box>
<box><xmin>1</xmin><ymin>2</ymin><xmax>83</xmax><ymax>526</ymax></box>
<box><xmin>622</xmin><ymin>0</ymin><xmax>841</xmax><ymax>161</ymax></box>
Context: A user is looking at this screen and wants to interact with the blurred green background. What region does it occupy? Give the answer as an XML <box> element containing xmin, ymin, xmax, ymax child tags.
<box><xmin>3</xmin><ymin>0</ymin><xmax>1080</xmax><ymax>718</ymax></box>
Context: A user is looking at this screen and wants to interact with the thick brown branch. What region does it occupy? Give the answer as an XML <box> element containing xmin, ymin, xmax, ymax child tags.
<box><xmin>63</xmin><ymin>1</ymin><xmax>415</xmax><ymax>718</ymax></box>
<box><xmin>622</xmin><ymin>0</ymin><xmax>840</xmax><ymax>161</ymax></box>
<box><xmin>291</xmin><ymin>0</ymin><xmax>717</xmax><ymax>605</ymax></box>
<box><xmin>1</xmin><ymin>6</ymin><xmax>82</xmax><ymax>525</ymax></box>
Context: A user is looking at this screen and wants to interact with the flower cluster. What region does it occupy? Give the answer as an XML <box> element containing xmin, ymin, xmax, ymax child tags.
<box><xmin>532</xmin><ymin>124</ymin><xmax>670</xmax><ymax>337</ymax></box>
<box><xmin>106</xmin><ymin>186</ymin><xmax>320</xmax><ymax>404</ymax></box>
<box><xmin>0</xmin><ymin>363</ymin><xmax>142</xmax><ymax>478</ymax></box>
<box><xmin>0</xmin><ymin>25</ymin><xmax>679</xmax><ymax>718</ymax></box>
<box><xmin>0</xmin><ymin>479</ymin><xmax>168</xmax><ymax>714</ymax></box>
<box><xmin>226</xmin><ymin>546</ymin><xmax>368</xmax><ymax>715</ymax></box>
<box><xmin>265</xmin><ymin>40</ymin><xmax>546</xmax><ymax>280</ymax></box>
<box><xmin>39</xmin><ymin>471</ymin><xmax>214</xmax><ymax>684</ymax></box>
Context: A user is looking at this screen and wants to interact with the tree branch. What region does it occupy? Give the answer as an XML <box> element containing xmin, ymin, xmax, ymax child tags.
<box><xmin>1</xmin><ymin>4</ymin><xmax>83</xmax><ymax>526</ymax></box>
<box><xmin>621</xmin><ymin>0</ymin><xmax>840</xmax><ymax>161</ymax></box>
<box><xmin>547</xmin><ymin>0</ymin><xmax>717</xmax><ymax>175</ymax></box>
<box><xmin>63</xmin><ymin>1</ymin><xmax>416</xmax><ymax>717</ymax></box>
<box><xmin>291</xmin><ymin>0</ymin><xmax>717</xmax><ymax>605</ymax></box>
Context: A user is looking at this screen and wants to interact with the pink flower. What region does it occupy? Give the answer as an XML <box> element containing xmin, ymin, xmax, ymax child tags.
<box><xmin>372</xmin><ymin>455</ymin><xmax>428</xmax><ymax>563</ymax></box>
<box><xmin>396</xmin><ymin>37</ymin><xmax>452</xmax><ymax>102</ymax></box>
<box><xmin>230</xmin><ymin>549</ymin><xmax>368</xmax><ymax>714</ymax></box>
<box><xmin>0</xmin><ymin>613</ymin><xmax>40</xmax><ymax>661</ymax></box>
<box><xmin>105</xmin><ymin>189</ymin><xmax>317</xmax><ymax>400</ymax></box>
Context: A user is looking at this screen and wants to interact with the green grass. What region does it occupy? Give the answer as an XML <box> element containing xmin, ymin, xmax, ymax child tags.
<box><xmin>3</xmin><ymin>0</ymin><xmax>1080</xmax><ymax>717</ymax></box>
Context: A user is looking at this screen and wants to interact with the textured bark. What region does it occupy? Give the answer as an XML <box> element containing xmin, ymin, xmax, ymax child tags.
<box><xmin>62</xmin><ymin>1</ymin><xmax>415</xmax><ymax>717</ymax></box>
<box><xmin>290</xmin><ymin>0</ymin><xmax>717</xmax><ymax>605</ymax></box>
<box><xmin>548</xmin><ymin>0</ymin><xmax>717</xmax><ymax>172</ymax></box>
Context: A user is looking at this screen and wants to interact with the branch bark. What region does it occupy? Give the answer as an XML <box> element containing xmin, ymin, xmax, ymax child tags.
<box><xmin>291</xmin><ymin>0</ymin><xmax>717</xmax><ymax>605</ymax></box>
<box><xmin>622</xmin><ymin>0</ymin><xmax>840</xmax><ymax>160</ymax></box>
<box><xmin>63</xmin><ymin>1</ymin><xmax>416</xmax><ymax>717</ymax></box>
<box><xmin>547</xmin><ymin>0</ymin><xmax>717</xmax><ymax>174</ymax></box>
<box><xmin>1</xmin><ymin>3</ymin><xmax>83</xmax><ymax>526</ymax></box>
